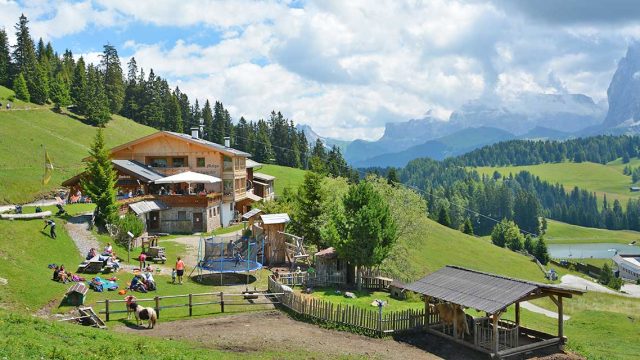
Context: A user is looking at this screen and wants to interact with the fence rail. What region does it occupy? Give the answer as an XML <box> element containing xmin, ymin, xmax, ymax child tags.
<box><xmin>268</xmin><ymin>276</ymin><xmax>425</xmax><ymax>336</ymax></box>
<box><xmin>96</xmin><ymin>291</ymin><xmax>282</xmax><ymax>321</ymax></box>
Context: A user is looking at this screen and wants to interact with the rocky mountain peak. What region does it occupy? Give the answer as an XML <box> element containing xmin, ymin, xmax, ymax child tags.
<box><xmin>603</xmin><ymin>42</ymin><xmax>640</xmax><ymax>128</ymax></box>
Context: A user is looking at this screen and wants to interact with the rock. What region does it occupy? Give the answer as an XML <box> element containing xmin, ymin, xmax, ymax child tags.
<box><xmin>344</xmin><ymin>291</ymin><xmax>356</xmax><ymax>299</ymax></box>
<box><xmin>603</xmin><ymin>42</ymin><xmax>640</xmax><ymax>129</ymax></box>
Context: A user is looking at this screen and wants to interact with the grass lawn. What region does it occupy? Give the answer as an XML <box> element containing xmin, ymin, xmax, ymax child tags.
<box><xmin>258</xmin><ymin>164</ymin><xmax>306</xmax><ymax>195</ymax></box>
<box><xmin>545</xmin><ymin>219</ymin><xmax>640</xmax><ymax>245</ymax></box>
<box><xmin>298</xmin><ymin>286</ymin><xmax>423</xmax><ymax>313</ymax></box>
<box><xmin>475</xmin><ymin>160</ymin><xmax>640</xmax><ymax>208</ymax></box>
<box><xmin>0</xmin><ymin>86</ymin><xmax>155</xmax><ymax>205</ymax></box>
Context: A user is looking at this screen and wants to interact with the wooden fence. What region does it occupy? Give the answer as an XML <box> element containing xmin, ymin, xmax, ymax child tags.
<box><xmin>268</xmin><ymin>276</ymin><xmax>426</xmax><ymax>336</ymax></box>
<box><xmin>96</xmin><ymin>291</ymin><xmax>282</xmax><ymax>321</ymax></box>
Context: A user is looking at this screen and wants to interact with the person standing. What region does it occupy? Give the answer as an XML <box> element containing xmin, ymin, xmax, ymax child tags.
<box><xmin>175</xmin><ymin>256</ymin><xmax>185</xmax><ymax>284</ymax></box>
<box><xmin>43</xmin><ymin>219</ymin><xmax>57</xmax><ymax>239</ymax></box>
<box><xmin>139</xmin><ymin>251</ymin><xmax>147</xmax><ymax>270</ymax></box>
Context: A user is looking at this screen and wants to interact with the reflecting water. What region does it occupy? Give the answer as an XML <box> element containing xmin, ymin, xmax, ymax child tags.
<box><xmin>548</xmin><ymin>243</ymin><xmax>639</xmax><ymax>259</ymax></box>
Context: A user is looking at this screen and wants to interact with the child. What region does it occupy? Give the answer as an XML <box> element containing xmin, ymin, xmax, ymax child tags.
<box><xmin>171</xmin><ymin>268</ymin><xmax>176</xmax><ymax>284</ymax></box>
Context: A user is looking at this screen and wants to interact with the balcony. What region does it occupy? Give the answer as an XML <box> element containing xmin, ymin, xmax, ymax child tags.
<box><xmin>117</xmin><ymin>193</ymin><xmax>222</xmax><ymax>210</ymax></box>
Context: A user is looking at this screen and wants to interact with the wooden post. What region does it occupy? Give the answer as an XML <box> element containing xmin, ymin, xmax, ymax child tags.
<box><xmin>155</xmin><ymin>296</ymin><xmax>160</xmax><ymax>319</ymax></box>
<box><xmin>189</xmin><ymin>294</ymin><xmax>193</xmax><ymax>316</ymax></box>
<box><xmin>515</xmin><ymin>302</ymin><xmax>520</xmax><ymax>326</ymax></box>
<box><xmin>558</xmin><ymin>296</ymin><xmax>564</xmax><ymax>340</ymax></box>
<box><xmin>105</xmin><ymin>299</ymin><xmax>110</xmax><ymax>322</ymax></box>
<box><xmin>453</xmin><ymin>304</ymin><xmax>458</xmax><ymax>339</ymax></box>
<box><xmin>220</xmin><ymin>291</ymin><xmax>225</xmax><ymax>313</ymax></box>
<box><xmin>492</xmin><ymin>312</ymin><xmax>500</xmax><ymax>354</ymax></box>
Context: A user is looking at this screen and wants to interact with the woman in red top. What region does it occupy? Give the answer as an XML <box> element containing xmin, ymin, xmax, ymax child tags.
<box><xmin>175</xmin><ymin>256</ymin><xmax>185</xmax><ymax>284</ymax></box>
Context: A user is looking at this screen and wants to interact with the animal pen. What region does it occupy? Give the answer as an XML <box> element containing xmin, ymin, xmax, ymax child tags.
<box><xmin>404</xmin><ymin>266</ymin><xmax>584</xmax><ymax>359</ymax></box>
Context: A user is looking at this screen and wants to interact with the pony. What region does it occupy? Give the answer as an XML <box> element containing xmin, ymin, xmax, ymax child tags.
<box><xmin>435</xmin><ymin>303</ymin><xmax>469</xmax><ymax>339</ymax></box>
<box><xmin>124</xmin><ymin>295</ymin><xmax>137</xmax><ymax>320</ymax></box>
<box><xmin>132</xmin><ymin>303</ymin><xmax>157</xmax><ymax>329</ymax></box>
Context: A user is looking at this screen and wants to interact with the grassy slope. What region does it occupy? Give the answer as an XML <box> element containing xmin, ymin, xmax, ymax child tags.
<box><xmin>475</xmin><ymin>160</ymin><xmax>640</xmax><ymax>207</ymax></box>
<box><xmin>258</xmin><ymin>164</ymin><xmax>306</xmax><ymax>196</ymax></box>
<box><xmin>545</xmin><ymin>219</ymin><xmax>640</xmax><ymax>244</ymax></box>
<box><xmin>0</xmin><ymin>86</ymin><xmax>156</xmax><ymax>204</ymax></box>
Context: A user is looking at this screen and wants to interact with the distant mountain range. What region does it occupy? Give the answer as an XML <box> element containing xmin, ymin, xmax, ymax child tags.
<box><xmin>296</xmin><ymin>124</ymin><xmax>351</xmax><ymax>153</ymax></box>
<box><xmin>299</xmin><ymin>43</ymin><xmax>640</xmax><ymax>168</ymax></box>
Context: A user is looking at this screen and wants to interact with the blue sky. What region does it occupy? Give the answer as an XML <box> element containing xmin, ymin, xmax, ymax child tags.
<box><xmin>2</xmin><ymin>0</ymin><xmax>640</xmax><ymax>140</ymax></box>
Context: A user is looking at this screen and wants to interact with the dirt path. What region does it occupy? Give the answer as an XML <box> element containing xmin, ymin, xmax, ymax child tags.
<box><xmin>560</xmin><ymin>275</ymin><xmax>640</xmax><ymax>298</ymax></box>
<box><xmin>64</xmin><ymin>215</ymin><xmax>101</xmax><ymax>257</ymax></box>
<box><xmin>521</xmin><ymin>301</ymin><xmax>570</xmax><ymax>321</ymax></box>
<box><xmin>117</xmin><ymin>310</ymin><xmax>466</xmax><ymax>359</ymax></box>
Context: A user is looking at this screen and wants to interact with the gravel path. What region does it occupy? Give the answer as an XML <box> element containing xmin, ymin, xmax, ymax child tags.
<box><xmin>560</xmin><ymin>274</ymin><xmax>640</xmax><ymax>298</ymax></box>
<box><xmin>521</xmin><ymin>301</ymin><xmax>570</xmax><ymax>321</ymax></box>
<box><xmin>64</xmin><ymin>215</ymin><xmax>101</xmax><ymax>257</ymax></box>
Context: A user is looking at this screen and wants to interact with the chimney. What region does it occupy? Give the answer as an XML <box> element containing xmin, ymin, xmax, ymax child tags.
<box><xmin>191</xmin><ymin>127</ymin><xmax>199</xmax><ymax>139</ymax></box>
<box><xmin>224</xmin><ymin>136</ymin><xmax>230</xmax><ymax>147</ymax></box>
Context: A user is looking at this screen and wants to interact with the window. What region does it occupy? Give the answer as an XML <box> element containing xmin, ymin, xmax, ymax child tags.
<box><xmin>209</xmin><ymin>208</ymin><xmax>212</xmax><ymax>217</ymax></box>
<box><xmin>197</xmin><ymin>157</ymin><xmax>205</xmax><ymax>167</ymax></box>
<box><xmin>178</xmin><ymin>211</ymin><xmax>187</xmax><ymax>220</ymax></box>
<box><xmin>230</xmin><ymin>203</ymin><xmax>233</xmax><ymax>211</ymax></box>
<box><xmin>172</xmin><ymin>157</ymin><xmax>186</xmax><ymax>167</ymax></box>
<box><xmin>150</xmin><ymin>158</ymin><xmax>167</xmax><ymax>168</ymax></box>
<box><xmin>223</xmin><ymin>180</ymin><xmax>233</xmax><ymax>195</ymax></box>
<box><xmin>213</xmin><ymin>207</ymin><xmax>217</xmax><ymax>216</ymax></box>
<box><xmin>223</xmin><ymin>156</ymin><xmax>233</xmax><ymax>171</ymax></box>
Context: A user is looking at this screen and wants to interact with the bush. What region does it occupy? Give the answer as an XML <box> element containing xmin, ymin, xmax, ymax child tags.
<box><xmin>607</xmin><ymin>277</ymin><xmax>624</xmax><ymax>291</ymax></box>
<box><xmin>111</xmin><ymin>213</ymin><xmax>144</xmax><ymax>246</ymax></box>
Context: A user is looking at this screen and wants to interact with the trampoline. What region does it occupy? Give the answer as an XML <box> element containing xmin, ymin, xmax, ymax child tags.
<box><xmin>192</xmin><ymin>231</ymin><xmax>264</xmax><ymax>283</ymax></box>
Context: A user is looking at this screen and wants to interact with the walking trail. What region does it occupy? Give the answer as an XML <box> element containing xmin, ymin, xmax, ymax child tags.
<box><xmin>560</xmin><ymin>274</ymin><xmax>640</xmax><ymax>298</ymax></box>
<box><xmin>520</xmin><ymin>301</ymin><xmax>570</xmax><ymax>321</ymax></box>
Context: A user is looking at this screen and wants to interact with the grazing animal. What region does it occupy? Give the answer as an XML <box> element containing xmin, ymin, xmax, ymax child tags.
<box><xmin>132</xmin><ymin>303</ymin><xmax>157</xmax><ymax>329</ymax></box>
<box><xmin>125</xmin><ymin>295</ymin><xmax>137</xmax><ymax>320</ymax></box>
<box><xmin>435</xmin><ymin>303</ymin><xmax>470</xmax><ymax>339</ymax></box>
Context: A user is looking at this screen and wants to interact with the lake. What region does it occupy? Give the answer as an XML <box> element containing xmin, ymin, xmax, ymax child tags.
<box><xmin>548</xmin><ymin>243</ymin><xmax>640</xmax><ymax>259</ymax></box>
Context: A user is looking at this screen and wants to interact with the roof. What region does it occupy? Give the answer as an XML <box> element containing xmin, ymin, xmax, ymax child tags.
<box><xmin>155</xmin><ymin>171</ymin><xmax>222</xmax><ymax>184</ymax></box>
<box><xmin>315</xmin><ymin>247</ymin><xmax>337</xmax><ymax>258</ymax></box>
<box><xmin>253</xmin><ymin>180</ymin><xmax>270</xmax><ymax>187</ymax></box>
<box><xmin>246</xmin><ymin>159</ymin><xmax>261</xmax><ymax>168</ymax></box>
<box><xmin>67</xmin><ymin>283</ymin><xmax>88</xmax><ymax>295</ymax></box>
<box><xmin>242</xmin><ymin>208</ymin><xmax>263</xmax><ymax>220</ymax></box>
<box><xmin>390</xmin><ymin>279</ymin><xmax>406</xmax><ymax>288</ymax></box>
<box><xmin>246</xmin><ymin>192</ymin><xmax>262</xmax><ymax>202</ymax></box>
<box><xmin>404</xmin><ymin>265</ymin><xmax>583</xmax><ymax>314</ymax></box>
<box><xmin>106</xmin><ymin>131</ymin><xmax>251</xmax><ymax>158</ymax></box>
<box><xmin>260</xmin><ymin>213</ymin><xmax>290</xmax><ymax>225</ymax></box>
<box><xmin>253</xmin><ymin>172</ymin><xmax>275</xmax><ymax>181</ymax></box>
<box><xmin>166</xmin><ymin>132</ymin><xmax>251</xmax><ymax>157</ymax></box>
<box><xmin>112</xmin><ymin>160</ymin><xmax>164</xmax><ymax>183</ymax></box>
<box><xmin>129</xmin><ymin>200</ymin><xmax>169</xmax><ymax>215</ymax></box>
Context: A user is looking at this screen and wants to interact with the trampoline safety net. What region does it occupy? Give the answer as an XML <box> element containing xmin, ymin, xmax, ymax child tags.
<box><xmin>197</xmin><ymin>235</ymin><xmax>263</xmax><ymax>273</ymax></box>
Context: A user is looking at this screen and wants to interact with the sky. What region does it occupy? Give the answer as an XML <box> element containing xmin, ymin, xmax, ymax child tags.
<box><xmin>2</xmin><ymin>0</ymin><xmax>640</xmax><ymax>141</ymax></box>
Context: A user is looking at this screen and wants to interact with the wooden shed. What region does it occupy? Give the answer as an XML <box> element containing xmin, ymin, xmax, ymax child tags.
<box><xmin>260</xmin><ymin>213</ymin><xmax>290</xmax><ymax>265</ymax></box>
<box><xmin>241</xmin><ymin>208</ymin><xmax>263</xmax><ymax>228</ymax></box>
<box><xmin>389</xmin><ymin>280</ymin><xmax>407</xmax><ymax>300</ymax></box>
<box><xmin>66</xmin><ymin>283</ymin><xmax>89</xmax><ymax>306</ymax></box>
<box><xmin>405</xmin><ymin>266</ymin><xmax>584</xmax><ymax>359</ymax></box>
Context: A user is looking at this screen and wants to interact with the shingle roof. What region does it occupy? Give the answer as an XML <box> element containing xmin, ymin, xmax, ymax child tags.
<box><xmin>404</xmin><ymin>265</ymin><xmax>583</xmax><ymax>314</ymax></box>
<box><xmin>253</xmin><ymin>172</ymin><xmax>275</xmax><ymax>181</ymax></box>
<box><xmin>112</xmin><ymin>160</ymin><xmax>165</xmax><ymax>183</ymax></box>
<box><xmin>166</xmin><ymin>131</ymin><xmax>251</xmax><ymax>157</ymax></box>
<box><xmin>242</xmin><ymin>208</ymin><xmax>262</xmax><ymax>220</ymax></box>
<box><xmin>129</xmin><ymin>200</ymin><xmax>169</xmax><ymax>215</ymax></box>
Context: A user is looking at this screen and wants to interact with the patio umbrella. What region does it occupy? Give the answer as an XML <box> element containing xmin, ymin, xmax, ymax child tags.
<box><xmin>154</xmin><ymin>171</ymin><xmax>222</xmax><ymax>194</ymax></box>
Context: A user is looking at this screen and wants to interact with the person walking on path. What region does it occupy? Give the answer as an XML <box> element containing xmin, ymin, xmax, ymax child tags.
<box><xmin>175</xmin><ymin>256</ymin><xmax>185</xmax><ymax>284</ymax></box>
<box><xmin>139</xmin><ymin>251</ymin><xmax>147</xmax><ymax>271</ymax></box>
<box><xmin>43</xmin><ymin>219</ymin><xmax>57</xmax><ymax>239</ymax></box>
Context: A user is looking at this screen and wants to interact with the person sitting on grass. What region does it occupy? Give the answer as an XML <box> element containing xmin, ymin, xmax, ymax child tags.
<box><xmin>103</xmin><ymin>243</ymin><xmax>113</xmax><ymax>256</ymax></box>
<box><xmin>57</xmin><ymin>265</ymin><xmax>69</xmax><ymax>283</ymax></box>
<box><xmin>143</xmin><ymin>271</ymin><xmax>156</xmax><ymax>291</ymax></box>
<box><xmin>130</xmin><ymin>275</ymin><xmax>147</xmax><ymax>293</ymax></box>
<box><xmin>108</xmin><ymin>253</ymin><xmax>120</xmax><ymax>272</ymax></box>
<box><xmin>86</xmin><ymin>248</ymin><xmax>97</xmax><ymax>260</ymax></box>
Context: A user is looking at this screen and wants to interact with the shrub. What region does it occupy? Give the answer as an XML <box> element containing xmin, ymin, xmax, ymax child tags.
<box><xmin>111</xmin><ymin>213</ymin><xmax>144</xmax><ymax>246</ymax></box>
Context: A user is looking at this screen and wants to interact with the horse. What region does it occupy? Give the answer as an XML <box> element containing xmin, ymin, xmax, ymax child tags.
<box><xmin>435</xmin><ymin>303</ymin><xmax>469</xmax><ymax>339</ymax></box>
<box><xmin>132</xmin><ymin>303</ymin><xmax>157</xmax><ymax>329</ymax></box>
<box><xmin>125</xmin><ymin>295</ymin><xmax>137</xmax><ymax>320</ymax></box>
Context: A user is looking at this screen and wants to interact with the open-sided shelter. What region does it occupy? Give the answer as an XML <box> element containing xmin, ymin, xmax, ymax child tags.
<box><xmin>404</xmin><ymin>266</ymin><xmax>584</xmax><ymax>359</ymax></box>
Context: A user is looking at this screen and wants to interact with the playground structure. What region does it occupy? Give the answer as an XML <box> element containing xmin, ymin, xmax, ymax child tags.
<box><xmin>192</xmin><ymin>230</ymin><xmax>264</xmax><ymax>283</ymax></box>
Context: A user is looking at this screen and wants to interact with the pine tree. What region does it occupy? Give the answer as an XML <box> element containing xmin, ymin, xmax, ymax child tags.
<box><xmin>100</xmin><ymin>44</ymin><xmax>125</xmax><ymax>114</ymax></box>
<box><xmin>49</xmin><ymin>72</ymin><xmax>71</xmax><ymax>110</ymax></box>
<box><xmin>437</xmin><ymin>207</ymin><xmax>451</xmax><ymax>227</ymax></box>
<box><xmin>386</xmin><ymin>168</ymin><xmax>399</xmax><ymax>186</ymax></box>
<box><xmin>12</xmin><ymin>14</ymin><xmax>37</xmax><ymax>82</ymax></box>
<box><xmin>296</xmin><ymin>171</ymin><xmax>327</xmax><ymax>248</ymax></box>
<box><xmin>28</xmin><ymin>61</ymin><xmax>49</xmax><ymax>104</ymax></box>
<box><xmin>533</xmin><ymin>236</ymin><xmax>550</xmax><ymax>265</ymax></box>
<box><xmin>523</xmin><ymin>234</ymin><xmax>534</xmax><ymax>254</ymax></box>
<box><xmin>12</xmin><ymin>72</ymin><xmax>29</xmax><ymax>101</ymax></box>
<box><xmin>0</xmin><ymin>29</ymin><xmax>10</xmax><ymax>86</ymax></box>
<box><xmin>85</xmin><ymin>65</ymin><xmax>111</xmax><ymax>126</ymax></box>
<box><xmin>202</xmin><ymin>100</ymin><xmax>214</xmax><ymax>141</ymax></box>
<box><xmin>81</xmin><ymin>129</ymin><xmax>118</xmax><ymax>227</ymax></box>
<box><xmin>253</xmin><ymin>120</ymin><xmax>274</xmax><ymax>163</ymax></box>
<box><xmin>462</xmin><ymin>218</ymin><xmax>474</xmax><ymax>235</ymax></box>
<box><xmin>235</xmin><ymin>116</ymin><xmax>250</xmax><ymax>152</ymax></box>
<box><xmin>71</xmin><ymin>57</ymin><xmax>87</xmax><ymax>113</ymax></box>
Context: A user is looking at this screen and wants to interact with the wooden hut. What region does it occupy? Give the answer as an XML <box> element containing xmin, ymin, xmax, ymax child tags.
<box><xmin>241</xmin><ymin>208</ymin><xmax>263</xmax><ymax>228</ymax></box>
<box><xmin>405</xmin><ymin>266</ymin><xmax>584</xmax><ymax>359</ymax></box>
<box><xmin>312</xmin><ymin>247</ymin><xmax>349</xmax><ymax>285</ymax></box>
<box><xmin>389</xmin><ymin>280</ymin><xmax>407</xmax><ymax>300</ymax></box>
<box><xmin>66</xmin><ymin>283</ymin><xmax>88</xmax><ymax>306</ymax></box>
<box><xmin>260</xmin><ymin>213</ymin><xmax>290</xmax><ymax>264</ymax></box>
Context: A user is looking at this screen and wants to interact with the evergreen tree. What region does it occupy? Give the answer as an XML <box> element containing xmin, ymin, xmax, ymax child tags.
<box><xmin>202</xmin><ymin>100</ymin><xmax>214</xmax><ymax>141</ymax></box>
<box><xmin>523</xmin><ymin>234</ymin><xmax>534</xmax><ymax>254</ymax></box>
<box><xmin>49</xmin><ymin>72</ymin><xmax>71</xmax><ymax>110</ymax></box>
<box><xmin>437</xmin><ymin>207</ymin><xmax>451</xmax><ymax>227</ymax></box>
<box><xmin>235</xmin><ymin>116</ymin><xmax>250</xmax><ymax>152</ymax></box>
<box><xmin>462</xmin><ymin>218</ymin><xmax>474</xmax><ymax>235</ymax></box>
<box><xmin>599</xmin><ymin>263</ymin><xmax>612</xmax><ymax>285</ymax></box>
<box><xmin>28</xmin><ymin>61</ymin><xmax>49</xmax><ymax>104</ymax></box>
<box><xmin>0</xmin><ymin>29</ymin><xmax>10</xmax><ymax>86</ymax></box>
<box><xmin>533</xmin><ymin>236</ymin><xmax>550</xmax><ymax>265</ymax></box>
<box><xmin>328</xmin><ymin>181</ymin><xmax>397</xmax><ymax>289</ymax></box>
<box><xmin>386</xmin><ymin>168</ymin><xmax>399</xmax><ymax>186</ymax></box>
<box><xmin>85</xmin><ymin>65</ymin><xmax>111</xmax><ymax>126</ymax></box>
<box><xmin>100</xmin><ymin>44</ymin><xmax>125</xmax><ymax>114</ymax></box>
<box><xmin>491</xmin><ymin>219</ymin><xmax>523</xmax><ymax>250</ymax></box>
<box><xmin>253</xmin><ymin>120</ymin><xmax>274</xmax><ymax>163</ymax></box>
<box><xmin>71</xmin><ymin>57</ymin><xmax>87</xmax><ymax>112</ymax></box>
<box><xmin>296</xmin><ymin>171</ymin><xmax>327</xmax><ymax>248</ymax></box>
<box><xmin>81</xmin><ymin>129</ymin><xmax>118</xmax><ymax>227</ymax></box>
<box><xmin>12</xmin><ymin>14</ymin><xmax>37</xmax><ymax>82</ymax></box>
<box><xmin>12</xmin><ymin>72</ymin><xmax>29</xmax><ymax>101</ymax></box>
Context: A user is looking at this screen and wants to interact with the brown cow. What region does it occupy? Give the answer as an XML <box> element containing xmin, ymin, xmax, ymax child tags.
<box><xmin>435</xmin><ymin>303</ymin><xmax>470</xmax><ymax>339</ymax></box>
